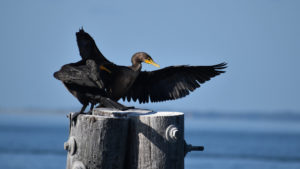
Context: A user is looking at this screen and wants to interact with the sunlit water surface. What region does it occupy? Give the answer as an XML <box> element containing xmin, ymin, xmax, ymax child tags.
<box><xmin>0</xmin><ymin>110</ymin><xmax>299</xmax><ymax>169</ymax></box>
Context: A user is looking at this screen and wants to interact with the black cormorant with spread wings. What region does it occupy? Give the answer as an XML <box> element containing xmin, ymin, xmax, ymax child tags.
<box><xmin>54</xmin><ymin>29</ymin><xmax>227</xmax><ymax>120</ymax></box>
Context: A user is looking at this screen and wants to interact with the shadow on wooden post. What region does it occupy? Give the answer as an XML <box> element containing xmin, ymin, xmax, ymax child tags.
<box><xmin>125</xmin><ymin>111</ymin><xmax>184</xmax><ymax>169</ymax></box>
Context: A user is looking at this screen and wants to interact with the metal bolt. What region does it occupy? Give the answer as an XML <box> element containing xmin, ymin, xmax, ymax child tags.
<box><xmin>166</xmin><ymin>125</ymin><xmax>180</xmax><ymax>142</ymax></box>
<box><xmin>64</xmin><ymin>136</ymin><xmax>77</xmax><ymax>155</ymax></box>
<box><xmin>64</xmin><ymin>142</ymin><xmax>69</xmax><ymax>150</ymax></box>
<box><xmin>184</xmin><ymin>140</ymin><xmax>204</xmax><ymax>156</ymax></box>
<box><xmin>171</xmin><ymin>128</ymin><xmax>179</xmax><ymax>139</ymax></box>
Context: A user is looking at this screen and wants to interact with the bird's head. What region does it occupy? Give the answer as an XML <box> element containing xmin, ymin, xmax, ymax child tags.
<box><xmin>132</xmin><ymin>52</ymin><xmax>160</xmax><ymax>68</ymax></box>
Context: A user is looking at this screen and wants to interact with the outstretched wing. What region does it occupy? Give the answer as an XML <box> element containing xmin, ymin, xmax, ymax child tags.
<box><xmin>76</xmin><ymin>28</ymin><xmax>112</xmax><ymax>64</ymax></box>
<box><xmin>123</xmin><ymin>62</ymin><xmax>227</xmax><ymax>103</ymax></box>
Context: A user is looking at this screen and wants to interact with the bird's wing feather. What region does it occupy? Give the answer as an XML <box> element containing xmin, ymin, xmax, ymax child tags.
<box><xmin>122</xmin><ymin>62</ymin><xmax>227</xmax><ymax>103</ymax></box>
<box><xmin>76</xmin><ymin>28</ymin><xmax>112</xmax><ymax>64</ymax></box>
<box><xmin>54</xmin><ymin>64</ymin><xmax>100</xmax><ymax>88</ymax></box>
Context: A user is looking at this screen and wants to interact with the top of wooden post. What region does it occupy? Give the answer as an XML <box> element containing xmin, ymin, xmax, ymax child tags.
<box><xmin>92</xmin><ymin>108</ymin><xmax>184</xmax><ymax>117</ymax></box>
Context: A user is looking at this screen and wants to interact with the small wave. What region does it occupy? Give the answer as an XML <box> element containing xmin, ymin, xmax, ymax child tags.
<box><xmin>189</xmin><ymin>153</ymin><xmax>300</xmax><ymax>163</ymax></box>
<box><xmin>0</xmin><ymin>148</ymin><xmax>65</xmax><ymax>156</ymax></box>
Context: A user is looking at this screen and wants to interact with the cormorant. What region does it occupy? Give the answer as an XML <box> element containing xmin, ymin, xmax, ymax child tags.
<box><xmin>54</xmin><ymin>29</ymin><xmax>227</xmax><ymax>120</ymax></box>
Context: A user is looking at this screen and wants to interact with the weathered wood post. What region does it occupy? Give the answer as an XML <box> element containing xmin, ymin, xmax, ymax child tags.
<box><xmin>65</xmin><ymin>112</ymin><xmax>129</xmax><ymax>169</ymax></box>
<box><xmin>64</xmin><ymin>108</ymin><xmax>203</xmax><ymax>169</ymax></box>
<box><xmin>125</xmin><ymin>111</ymin><xmax>185</xmax><ymax>169</ymax></box>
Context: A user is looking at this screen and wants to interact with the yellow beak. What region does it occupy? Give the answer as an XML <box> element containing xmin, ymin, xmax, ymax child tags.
<box><xmin>144</xmin><ymin>59</ymin><xmax>160</xmax><ymax>68</ymax></box>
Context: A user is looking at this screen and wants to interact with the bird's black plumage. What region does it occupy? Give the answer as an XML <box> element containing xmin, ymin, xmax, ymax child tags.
<box><xmin>75</xmin><ymin>28</ymin><xmax>112</xmax><ymax>65</ymax></box>
<box><xmin>54</xmin><ymin>29</ymin><xmax>128</xmax><ymax>120</ymax></box>
<box><xmin>54</xmin><ymin>29</ymin><xmax>227</xmax><ymax>118</ymax></box>
<box><xmin>122</xmin><ymin>63</ymin><xmax>227</xmax><ymax>103</ymax></box>
<box><xmin>54</xmin><ymin>60</ymin><xmax>128</xmax><ymax>116</ymax></box>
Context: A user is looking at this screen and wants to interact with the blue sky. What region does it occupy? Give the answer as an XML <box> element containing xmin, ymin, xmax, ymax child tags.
<box><xmin>0</xmin><ymin>0</ymin><xmax>299</xmax><ymax>112</ymax></box>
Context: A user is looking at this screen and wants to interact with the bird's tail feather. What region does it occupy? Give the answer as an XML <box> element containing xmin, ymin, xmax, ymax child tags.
<box><xmin>94</xmin><ymin>96</ymin><xmax>130</xmax><ymax>110</ymax></box>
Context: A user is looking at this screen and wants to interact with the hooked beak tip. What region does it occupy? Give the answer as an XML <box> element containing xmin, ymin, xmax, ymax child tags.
<box><xmin>144</xmin><ymin>59</ymin><xmax>160</xmax><ymax>68</ymax></box>
<box><xmin>153</xmin><ymin>63</ymin><xmax>160</xmax><ymax>68</ymax></box>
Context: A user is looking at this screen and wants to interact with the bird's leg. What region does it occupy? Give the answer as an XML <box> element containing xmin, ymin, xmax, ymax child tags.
<box><xmin>71</xmin><ymin>104</ymin><xmax>88</xmax><ymax>122</ymax></box>
<box><xmin>87</xmin><ymin>103</ymin><xmax>95</xmax><ymax>115</ymax></box>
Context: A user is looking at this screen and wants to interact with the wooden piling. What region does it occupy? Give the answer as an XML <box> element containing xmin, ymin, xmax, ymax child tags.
<box><xmin>125</xmin><ymin>111</ymin><xmax>184</xmax><ymax>169</ymax></box>
<box><xmin>65</xmin><ymin>112</ymin><xmax>129</xmax><ymax>169</ymax></box>
<box><xmin>64</xmin><ymin>108</ymin><xmax>203</xmax><ymax>169</ymax></box>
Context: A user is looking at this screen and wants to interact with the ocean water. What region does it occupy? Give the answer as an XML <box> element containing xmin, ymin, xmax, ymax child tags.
<box><xmin>0</xmin><ymin>110</ymin><xmax>299</xmax><ymax>169</ymax></box>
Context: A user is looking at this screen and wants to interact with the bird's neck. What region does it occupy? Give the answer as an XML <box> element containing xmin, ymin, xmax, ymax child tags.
<box><xmin>131</xmin><ymin>62</ymin><xmax>142</xmax><ymax>71</ymax></box>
